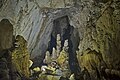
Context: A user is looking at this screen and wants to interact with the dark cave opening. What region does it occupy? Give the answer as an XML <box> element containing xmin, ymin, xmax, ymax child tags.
<box><xmin>48</xmin><ymin>35</ymin><xmax>56</xmax><ymax>54</ymax></box>
<box><xmin>68</xmin><ymin>28</ymin><xmax>80</xmax><ymax>74</ymax></box>
<box><xmin>47</xmin><ymin>16</ymin><xmax>81</xmax><ymax>75</ymax></box>
<box><xmin>48</xmin><ymin>16</ymin><xmax>70</xmax><ymax>54</ymax></box>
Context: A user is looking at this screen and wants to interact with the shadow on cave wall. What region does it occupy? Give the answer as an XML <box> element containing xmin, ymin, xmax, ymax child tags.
<box><xmin>0</xmin><ymin>19</ymin><xmax>13</xmax><ymax>80</ymax></box>
<box><xmin>0</xmin><ymin>19</ymin><xmax>13</xmax><ymax>51</ymax></box>
<box><xmin>47</xmin><ymin>16</ymin><xmax>81</xmax><ymax>75</ymax></box>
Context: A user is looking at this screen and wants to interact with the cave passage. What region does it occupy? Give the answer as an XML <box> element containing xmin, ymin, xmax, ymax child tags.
<box><xmin>48</xmin><ymin>16</ymin><xmax>70</xmax><ymax>54</ymax></box>
<box><xmin>47</xmin><ymin>16</ymin><xmax>80</xmax><ymax>75</ymax></box>
<box><xmin>48</xmin><ymin>35</ymin><xmax>56</xmax><ymax>54</ymax></box>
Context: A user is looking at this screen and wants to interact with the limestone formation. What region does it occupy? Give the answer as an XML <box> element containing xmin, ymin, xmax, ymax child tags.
<box><xmin>78</xmin><ymin>49</ymin><xmax>106</xmax><ymax>79</ymax></box>
<box><xmin>33</xmin><ymin>67</ymin><xmax>41</xmax><ymax>72</ymax></box>
<box><xmin>29</xmin><ymin>60</ymin><xmax>33</xmax><ymax>68</ymax></box>
<box><xmin>57</xmin><ymin>49</ymin><xmax>68</xmax><ymax>68</ymax></box>
<box><xmin>63</xmin><ymin>39</ymin><xmax>69</xmax><ymax>53</ymax></box>
<box><xmin>0</xmin><ymin>19</ymin><xmax>13</xmax><ymax>52</ymax></box>
<box><xmin>0</xmin><ymin>0</ymin><xmax>120</xmax><ymax>80</ymax></box>
<box><xmin>56</xmin><ymin>34</ymin><xmax>61</xmax><ymax>57</ymax></box>
<box><xmin>81</xmin><ymin>67</ymin><xmax>91</xmax><ymax>80</ymax></box>
<box><xmin>69</xmin><ymin>74</ymin><xmax>75</xmax><ymax>80</ymax></box>
<box><xmin>41</xmin><ymin>66</ymin><xmax>47</xmax><ymax>73</ymax></box>
<box><xmin>51</xmin><ymin>47</ymin><xmax>57</xmax><ymax>60</ymax></box>
<box><xmin>64</xmin><ymin>39</ymin><xmax>68</xmax><ymax>47</ymax></box>
<box><xmin>57</xmin><ymin>39</ymin><xmax>69</xmax><ymax>71</ymax></box>
<box><xmin>55</xmin><ymin>68</ymin><xmax>63</xmax><ymax>76</ymax></box>
<box><xmin>12</xmin><ymin>35</ymin><xmax>30</xmax><ymax>78</ymax></box>
<box><xmin>44</xmin><ymin>51</ymin><xmax>51</xmax><ymax>64</ymax></box>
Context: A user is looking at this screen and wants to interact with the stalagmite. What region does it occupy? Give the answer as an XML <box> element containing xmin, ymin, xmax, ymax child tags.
<box><xmin>57</xmin><ymin>39</ymin><xmax>69</xmax><ymax>70</ymax></box>
<box><xmin>56</xmin><ymin>34</ymin><xmax>61</xmax><ymax>57</ymax></box>
<box><xmin>52</xmin><ymin>47</ymin><xmax>57</xmax><ymax>60</ymax></box>
<box><xmin>64</xmin><ymin>39</ymin><xmax>68</xmax><ymax>47</ymax></box>
<box><xmin>44</xmin><ymin>51</ymin><xmax>51</xmax><ymax>64</ymax></box>
<box><xmin>63</xmin><ymin>39</ymin><xmax>69</xmax><ymax>53</ymax></box>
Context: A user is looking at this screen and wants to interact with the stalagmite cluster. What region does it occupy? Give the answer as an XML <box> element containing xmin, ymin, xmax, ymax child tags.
<box><xmin>28</xmin><ymin>34</ymin><xmax>73</xmax><ymax>80</ymax></box>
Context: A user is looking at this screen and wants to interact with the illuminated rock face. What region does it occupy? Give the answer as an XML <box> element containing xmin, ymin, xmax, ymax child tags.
<box><xmin>75</xmin><ymin>0</ymin><xmax>120</xmax><ymax>79</ymax></box>
<box><xmin>0</xmin><ymin>0</ymin><xmax>120</xmax><ymax>79</ymax></box>
<box><xmin>12</xmin><ymin>35</ymin><xmax>30</xmax><ymax>78</ymax></box>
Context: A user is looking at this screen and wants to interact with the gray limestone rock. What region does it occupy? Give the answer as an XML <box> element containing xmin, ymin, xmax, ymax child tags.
<box><xmin>0</xmin><ymin>0</ymin><xmax>120</xmax><ymax>80</ymax></box>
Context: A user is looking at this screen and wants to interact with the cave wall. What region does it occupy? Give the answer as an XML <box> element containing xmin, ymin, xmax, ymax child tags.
<box><xmin>69</xmin><ymin>0</ymin><xmax>120</xmax><ymax>79</ymax></box>
<box><xmin>12</xmin><ymin>35</ymin><xmax>30</xmax><ymax>79</ymax></box>
<box><xmin>0</xmin><ymin>0</ymin><xmax>77</xmax><ymax>66</ymax></box>
<box><xmin>0</xmin><ymin>19</ymin><xmax>30</xmax><ymax>80</ymax></box>
<box><xmin>0</xmin><ymin>19</ymin><xmax>13</xmax><ymax>51</ymax></box>
<box><xmin>0</xmin><ymin>19</ymin><xmax>13</xmax><ymax>80</ymax></box>
<box><xmin>71</xmin><ymin>0</ymin><xmax>120</xmax><ymax>67</ymax></box>
<box><xmin>0</xmin><ymin>0</ymin><xmax>120</xmax><ymax>79</ymax></box>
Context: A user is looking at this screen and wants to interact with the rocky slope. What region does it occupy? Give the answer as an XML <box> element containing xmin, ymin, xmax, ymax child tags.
<box><xmin>0</xmin><ymin>0</ymin><xmax>120</xmax><ymax>80</ymax></box>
